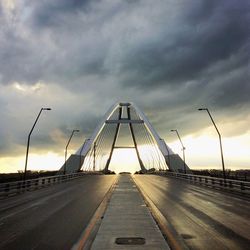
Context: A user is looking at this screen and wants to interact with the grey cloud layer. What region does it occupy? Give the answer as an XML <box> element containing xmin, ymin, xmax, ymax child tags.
<box><xmin>0</xmin><ymin>0</ymin><xmax>249</xmax><ymax>157</ymax></box>
<box><xmin>2</xmin><ymin>0</ymin><xmax>247</xmax><ymax>86</ymax></box>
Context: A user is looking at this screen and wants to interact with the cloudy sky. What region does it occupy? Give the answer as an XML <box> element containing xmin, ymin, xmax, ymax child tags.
<box><xmin>0</xmin><ymin>0</ymin><xmax>249</xmax><ymax>173</ymax></box>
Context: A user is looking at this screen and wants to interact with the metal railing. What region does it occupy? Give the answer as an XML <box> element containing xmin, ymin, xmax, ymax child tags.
<box><xmin>155</xmin><ymin>171</ymin><xmax>250</xmax><ymax>197</ymax></box>
<box><xmin>0</xmin><ymin>172</ymin><xmax>95</xmax><ymax>199</ymax></box>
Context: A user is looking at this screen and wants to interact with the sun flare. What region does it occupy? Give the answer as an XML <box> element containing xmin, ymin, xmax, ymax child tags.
<box><xmin>109</xmin><ymin>149</ymin><xmax>140</xmax><ymax>173</ymax></box>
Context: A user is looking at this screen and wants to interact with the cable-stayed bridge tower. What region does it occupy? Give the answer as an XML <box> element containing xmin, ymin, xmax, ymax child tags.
<box><xmin>59</xmin><ymin>102</ymin><xmax>190</xmax><ymax>174</ymax></box>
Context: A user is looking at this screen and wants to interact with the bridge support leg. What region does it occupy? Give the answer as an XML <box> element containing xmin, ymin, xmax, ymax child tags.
<box><xmin>127</xmin><ymin>107</ymin><xmax>147</xmax><ymax>173</ymax></box>
<box><xmin>104</xmin><ymin>107</ymin><xmax>122</xmax><ymax>173</ymax></box>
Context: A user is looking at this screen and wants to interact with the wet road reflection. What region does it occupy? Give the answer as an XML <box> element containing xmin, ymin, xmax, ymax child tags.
<box><xmin>134</xmin><ymin>175</ymin><xmax>250</xmax><ymax>250</ymax></box>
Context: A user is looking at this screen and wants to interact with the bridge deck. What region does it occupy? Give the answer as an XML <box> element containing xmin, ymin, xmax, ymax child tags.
<box><xmin>91</xmin><ymin>174</ymin><xmax>170</xmax><ymax>250</ymax></box>
<box><xmin>0</xmin><ymin>174</ymin><xmax>249</xmax><ymax>249</ymax></box>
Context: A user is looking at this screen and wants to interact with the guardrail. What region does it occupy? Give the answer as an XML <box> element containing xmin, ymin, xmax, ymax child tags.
<box><xmin>0</xmin><ymin>172</ymin><xmax>94</xmax><ymax>199</ymax></box>
<box><xmin>155</xmin><ymin>171</ymin><xmax>250</xmax><ymax>197</ymax></box>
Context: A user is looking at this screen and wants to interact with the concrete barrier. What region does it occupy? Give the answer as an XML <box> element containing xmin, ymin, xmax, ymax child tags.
<box><xmin>0</xmin><ymin>172</ymin><xmax>97</xmax><ymax>199</ymax></box>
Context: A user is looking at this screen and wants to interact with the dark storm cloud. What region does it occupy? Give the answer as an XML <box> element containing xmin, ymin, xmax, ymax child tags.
<box><xmin>1</xmin><ymin>0</ymin><xmax>248</xmax><ymax>91</ymax></box>
<box><xmin>29</xmin><ymin>0</ymin><xmax>94</xmax><ymax>28</ymax></box>
<box><xmin>0</xmin><ymin>0</ymin><xmax>142</xmax><ymax>86</ymax></box>
<box><xmin>186</xmin><ymin>0</ymin><xmax>218</xmax><ymax>23</ymax></box>
<box><xmin>118</xmin><ymin>0</ymin><xmax>249</xmax><ymax>89</ymax></box>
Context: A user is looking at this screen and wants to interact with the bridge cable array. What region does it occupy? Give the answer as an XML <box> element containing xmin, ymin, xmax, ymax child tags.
<box><xmin>80</xmin><ymin>105</ymin><xmax>167</xmax><ymax>172</ymax></box>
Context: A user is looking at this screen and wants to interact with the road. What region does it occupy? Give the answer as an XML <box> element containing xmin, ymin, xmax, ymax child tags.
<box><xmin>0</xmin><ymin>175</ymin><xmax>116</xmax><ymax>250</ymax></box>
<box><xmin>134</xmin><ymin>175</ymin><xmax>250</xmax><ymax>250</ymax></box>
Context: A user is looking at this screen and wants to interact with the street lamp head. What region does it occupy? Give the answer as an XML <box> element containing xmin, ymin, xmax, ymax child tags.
<box><xmin>74</xmin><ymin>129</ymin><xmax>80</xmax><ymax>132</ymax></box>
<box><xmin>198</xmin><ymin>108</ymin><xmax>207</xmax><ymax>111</ymax></box>
<box><xmin>170</xmin><ymin>129</ymin><xmax>176</xmax><ymax>132</ymax></box>
<box><xmin>43</xmin><ymin>108</ymin><xmax>51</xmax><ymax>110</ymax></box>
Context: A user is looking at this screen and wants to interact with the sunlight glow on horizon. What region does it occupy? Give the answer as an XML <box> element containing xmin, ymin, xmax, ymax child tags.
<box><xmin>109</xmin><ymin>149</ymin><xmax>140</xmax><ymax>173</ymax></box>
<box><xmin>0</xmin><ymin>133</ymin><xmax>250</xmax><ymax>173</ymax></box>
<box><xmin>169</xmin><ymin>132</ymin><xmax>250</xmax><ymax>170</ymax></box>
<box><xmin>0</xmin><ymin>152</ymin><xmax>64</xmax><ymax>174</ymax></box>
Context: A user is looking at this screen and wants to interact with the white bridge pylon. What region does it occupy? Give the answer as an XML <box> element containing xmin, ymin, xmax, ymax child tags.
<box><xmin>59</xmin><ymin>102</ymin><xmax>190</xmax><ymax>174</ymax></box>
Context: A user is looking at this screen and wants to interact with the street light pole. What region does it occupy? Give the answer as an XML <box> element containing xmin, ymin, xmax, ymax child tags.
<box><xmin>198</xmin><ymin>108</ymin><xmax>226</xmax><ymax>179</ymax></box>
<box><xmin>93</xmin><ymin>142</ymin><xmax>96</xmax><ymax>171</ymax></box>
<box><xmin>171</xmin><ymin>129</ymin><xmax>186</xmax><ymax>174</ymax></box>
<box><xmin>64</xmin><ymin>129</ymin><xmax>80</xmax><ymax>175</ymax></box>
<box><xmin>24</xmin><ymin>108</ymin><xmax>51</xmax><ymax>181</ymax></box>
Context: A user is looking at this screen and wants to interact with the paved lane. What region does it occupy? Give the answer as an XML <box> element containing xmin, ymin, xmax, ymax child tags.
<box><xmin>0</xmin><ymin>175</ymin><xmax>116</xmax><ymax>250</ymax></box>
<box><xmin>134</xmin><ymin>175</ymin><xmax>250</xmax><ymax>250</ymax></box>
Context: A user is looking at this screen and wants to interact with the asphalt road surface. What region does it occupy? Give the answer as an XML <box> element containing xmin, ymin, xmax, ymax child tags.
<box><xmin>134</xmin><ymin>175</ymin><xmax>250</xmax><ymax>250</ymax></box>
<box><xmin>0</xmin><ymin>175</ymin><xmax>116</xmax><ymax>250</ymax></box>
